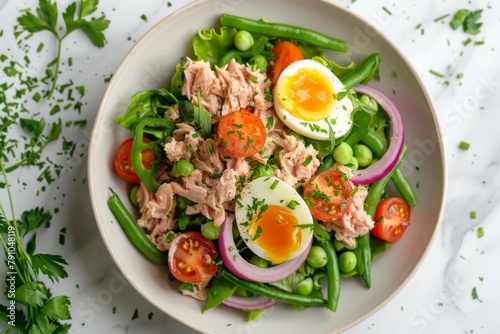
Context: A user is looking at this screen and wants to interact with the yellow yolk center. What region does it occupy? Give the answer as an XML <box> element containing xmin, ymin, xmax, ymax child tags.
<box><xmin>277</xmin><ymin>67</ymin><xmax>336</xmax><ymax>122</ymax></box>
<box><xmin>249</xmin><ymin>205</ymin><xmax>302</xmax><ymax>264</ymax></box>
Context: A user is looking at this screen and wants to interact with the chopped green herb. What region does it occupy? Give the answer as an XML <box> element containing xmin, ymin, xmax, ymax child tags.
<box><xmin>132</xmin><ymin>308</ymin><xmax>139</xmax><ymax>320</ymax></box>
<box><xmin>459</xmin><ymin>141</ymin><xmax>470</xmax><ymax>150</ymax></box>
<box><xmin>141</xmin><ymin>14</ymin><xmax>148</xmax><ymax>22</ymax></box>
<box><xmin>270</xmin><ymin>179</ymin><xmax>279</xmax><ymax>190</ymax></box>
<box><xmin>434</xmin><ymin>14</ymin><xmax>450</xmax><ymax>22</ymax></box>
<box><xmin>382</xmin><ymin>7</ymin><xmax>392</xmax><ymax>15</ymax></box>
<box><xmin>429</xmin><ymin>69</ymin><xmax>445</xmax><ymax>78</ymax></box>
<box><xmin>471</xmin><ymin>287</ymin><xmax>482</xmax><ymax>302</ymax></box>
<box><xmin>477</xmin><ymin>227</ymin><xmax>484</xmax><ymax>238</ymax></box>
<box><xmin>287</xmin><ymin>200</ymin><xmax>300</xmax><ymax>210</ymax></box>
<box><xmin>470</xmin><ymin>211</ymin><xmax>477</xmax><ymax>219</ymax></box>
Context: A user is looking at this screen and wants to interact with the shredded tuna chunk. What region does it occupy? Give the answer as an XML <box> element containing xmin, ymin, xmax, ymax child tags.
<box><xmin>183</xmin><ymin>58</ymin><xmax>272</xmax><ymax>120</ymax></box>
<box><xmin>136</xmin><ymin>183</ymin><xmax>176</xmax><ymax>250</ymax></box>
<box><xmin>320</xmin><ymin>164</ymin><xmax>374</xmax><ymax>247</ymax></box>
<box><xmin>164</xmin><ymin>123</ymin><xmax>202</xmax><ymax>162</ymax></box>
<box><xmin>274</xmin><ymin>134</ymin><xmax>320</xmax><ymax>187</ymax></box>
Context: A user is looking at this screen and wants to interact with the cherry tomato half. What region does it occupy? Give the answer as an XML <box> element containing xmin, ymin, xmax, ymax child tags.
<box><xmin>372</xmin><ymin>197</ymin><xmax>411</xmax><ymax>242</ymax></box>
<box><xmin>217</xmin><ymin>110</ymin><xmax>266</xmax><ymax>158</ymax></box>
<box><xmin>268</xmin><ymin>41</ymin><xmax>304</xmax><ymax>87</ymax></box>
<box><xmin>303</xmin><ymin>169</ymin><xmax>353</xmax><ymax>222</ymax></box>
<box><xmin>113</xmin><ymin>137</ymin><xmax>155</xmax><ymax>183</ymax></box>
<box><xmin>168</xmin><ymin>231</ymin><xmax>219</xmax><ymax>284</ymax></box>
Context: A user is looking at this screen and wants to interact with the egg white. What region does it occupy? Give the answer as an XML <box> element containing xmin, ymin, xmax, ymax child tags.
<box><xmin>274</xmin><ymin>59</ymin><xmax>353</xmax><ymax>140</ymax></box>
<box><xmin>235</xmin><ymin>176</ymin><xmax>314</xmax><ymax>263</ymax></box>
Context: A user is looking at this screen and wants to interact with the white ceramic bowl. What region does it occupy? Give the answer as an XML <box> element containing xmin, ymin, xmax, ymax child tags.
<box><xmin>88</xmin><ymin>0</ymin><xmax>447</xmax><ymax>332</ymax></box>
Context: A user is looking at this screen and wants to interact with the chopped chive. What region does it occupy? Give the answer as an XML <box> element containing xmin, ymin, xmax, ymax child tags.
<box><xmin>470</xmin><ymin>211</ymin><xmax>477</xmax><ymax>219</ymax></box>
<box><xmin>458</xmin><ymin>141</ymin><xmax>470</xmax><ymax>150</ymax></box>
<box><xmin>140</xmin><ymin>14</ymin><xmax>147</xmax><ymax>22</ymax></box>
<box><xmin>301</xmin><ymin>156</ymin><xmax>313</xmax><ymax>167</ymax></box>
<box><xmin>287</xmin><ymin>200</ymin><xmax>300</xmax><ymax>210</ymax></box>
<box><xmin>131</xmin><ymin>308</ymin><xmax>139</xmax><ymax>320</ymax></box>
<box><xmin>429</xmin><ymin>69</ymin><xmax>445</xmax><ymax>78</ymax></box>
<box><xmin>456</xmin><ymin>73</ymin><xmax>464</xmax><ymax>79</ymax></box>
<box><xmin>270</xmin><ymin>179</ymin><xmax>279</xmax><ymax>190</ymax></box>
<box><xmin>474</xmin><ymin>40</ymin><xmax>484</xmax><ymax>45</ymax></box>
<box><xmin>477</xmin><ymin>227</ymin><xmax>484</xmax><ymax>238</ymax></box>
<box><xmin>434</xmin><ymin>14</ymin><xmax>450</xmax><ymax>22</ymax></box>
<box><xmin>382</xmin><ymin>6</ymin><xmax>392</xmax><ymax>15</ymax></box>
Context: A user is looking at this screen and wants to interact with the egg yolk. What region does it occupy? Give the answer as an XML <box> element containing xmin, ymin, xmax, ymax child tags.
<box><xmin>277</xmin><ymin>67</ymin><xmax>336</xmax><ymax>122</ymax></box>
<box><xmin>248</xmin><ymin>205</ymin><xmax>302</xmax><ymax>264</ymax></box>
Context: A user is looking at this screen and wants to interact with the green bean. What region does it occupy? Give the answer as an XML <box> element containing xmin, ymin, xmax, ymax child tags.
<box><xmin>107</xmin><ymin>188</ymin><xmax>167</xmax><ymax>266</ymax></box>
<box><xmin>359</xmin><ymin>146</ymin><xmax>409</xmax><ymax>288</ymax></box>
<box><xmin>220</xmin><ymin>14</ymin><xmax>347</xmax><ymax>52</ymax></box>
<box><xmin>200</xmin><ymin>220</ymin><xmax>220</xmax><ymax>240</ymax></box>
<box><xmin>129</xmin><ymin>185</ymin><xmax>139</xmax><ymax>207</ymax></box>
<box><xmin>220</xmin><ymin>269</ymin><xmax>327</xmax><ymax>306</ymax></box>
<box><xmin>317</xmin><ymin>240</ymin><xmax>341</xmax><ymax>312</ymax></box>
<box><xmin>356</xmin><ymin>234</ymin><xmax>371</xmax><ymax>288</ymax></box>
<box><xmin>362</xmin><ymin>130</ymin><xmax>418</xmax><ymax>207</ymax></box>
<box><xmin>391</xmin><ymin>167</ymin><xmax>418</xmax><ymax>208</ymax></box>
<box><xmin>341</xmin><ymin>53</ymin><xmax>381</xmax><ymax>89</ymax></box>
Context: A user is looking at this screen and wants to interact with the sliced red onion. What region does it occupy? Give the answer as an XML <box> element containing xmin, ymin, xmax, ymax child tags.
<box><xmin>350</xmin><ymin>84</ymin><xmax>405</xmax><ymax>185</ymax></box>
<box><xmin>219</xmin><ymin>216</ymin><xmax>312</xmax><ymax>283</ymax></box>
<box><xmin>222</xmin><ymin>294</ymin><xmax>277</xmax><ymax>310</ymax></box>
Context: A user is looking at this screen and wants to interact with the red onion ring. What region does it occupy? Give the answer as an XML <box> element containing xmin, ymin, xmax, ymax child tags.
<box><xmin>219</xmin><ymin>216</ymin><xmax>312</xmax><ymax>283</ymax></box>
<box><xmin>350</xmin><ymin>84</ymin><xmax>404</xmax><ymax>185</ymax></box>
<box><xmin>222</xmin><ymin>294</ymin><xmax>277</xmax><ymax>310</ymax></box>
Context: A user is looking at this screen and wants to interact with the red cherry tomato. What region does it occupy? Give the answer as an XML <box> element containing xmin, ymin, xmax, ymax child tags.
<box><xmin>303</xmin><ymin>169</ymin><xmax>353</xmax><ymax>222</ymax></box>
<box><xmin>372</xmin><ymin>197</ymin><xmax>411</xmax><ymax>242</ymax></box>
<box><xmin>268</xmin><ymin>41</ymin><xmax>304</xmax><ymax>87</ymax></box>
<box><xmin>113</xmin><ymin>137</ymin><xmax>155</xmax><ymax>183</ymax></box>
<box><xmin>217</xmin><ymin>110</ymin><xmax>266</xmax><ymax>158</ymax></box>
<box><xmin>168</xmin><ymin>232</ymin><xmax>219</xmax><ymax>284</ymax></box>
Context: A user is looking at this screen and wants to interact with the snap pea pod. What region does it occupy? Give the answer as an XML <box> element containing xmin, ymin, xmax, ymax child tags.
<box><xmin>220</xmin><ymin>269</ymin><xmax>327</xmax><ymax>307</ymax></box>
<box><xmin>360</xmin><ymin>146</ymin><xmax>409</xmax><ymax>287</ymax></box>
<box><xmin>362</xmin><ymin>130</ymin><xmax>418</xmax><ymax>207</ymax></box>
<box><xmin>219</xmin><ymin>14</ymin><xmax>347</xmax><ymax>52</ymax></box>
<box><xmin>341</xmin><ymin>53</ymin><xmax>381</xmax><ymax>90</ymax></box>
<box><xmin>317</xmin><ymin>240</ymin><xmax>341</xmax><ymax>312</ymax></box>
<box><xmin>107</xmin><ymin>188</ymin><xmax>168</xmax><ymax>266</ymax></box>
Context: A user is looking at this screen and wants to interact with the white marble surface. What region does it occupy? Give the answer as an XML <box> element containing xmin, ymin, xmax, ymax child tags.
<box><xmin>1</xmin><ymin>0</ymin><xmax>499</xmax><ymax>333</ymax></box>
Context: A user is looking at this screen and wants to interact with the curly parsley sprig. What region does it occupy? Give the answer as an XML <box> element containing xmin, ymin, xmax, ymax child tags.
<box><xmin>18</xmin><ymin>0</ymin><xmax>110</xmax><ymax>98</ymax></box>
<box><xmin>0</xmin><ymin>158</ymin><xmax>71</xmax><ymax>333</ymax></box>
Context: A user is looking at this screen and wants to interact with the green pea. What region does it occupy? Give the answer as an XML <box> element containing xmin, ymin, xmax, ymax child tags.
<box><xmin>234</xmin><ymin>30</ymin><xmax>254</xmax><ymax>51</ymax></box>
<box><xmin>369</xmin><ymin>157</ymin><xmax>379</xmax><ymax>166</ymax></box>
<box><xmin>173</xmin><ymin>159</ymin><xmax>194</xmax><ymax>177</ymax></box>
<box><xmin>306</xmin><ymin>245</ymin><xmax>328</xmax><ymax>268</ymax></box>
<box><xmin>236</xmin><ymin>286</ymin><xmax>250</xmax><ymax>297</ymax></box>
<box><xmin>359</xmin><ymin>94</ymin><xmax>378</xmax><ymax>110</ymax></box>
<box><xmin>347</xmin><ymin>156</ymin><xmax>359</xmax><ymax>171</ymax></box>
<box><xmin>250</xmin><ymin>256</ymin><xmax>269</xmax><ymax>268</ymax></box>
<box><xmin>339</xmin><ymin>251</ymin><xmax>357</xmax><ymax>273</ymax></box>
<box><xmin>353</xmin><ymin>144</ymin><xmax>373</xmax><ymax>167</ymax></box>
<box><xmin>200</xmin><ymin>220</ymin><xmax>220</xmax><ymax>240</ymax></box>
<box><xmin>249</xmin><ymin>54</ymin><xmax>268</xmax><ymax>73</ymax></box>
<box><xmin>333</xmin><ymin>142</ymin><xmax>353</xmax><ymax>165</ymax></box>
<box><xmin>294</xmin><ymin>278</ymin><xmax>313</xmax><ymax>296</ymax></box>
<box><xmin>129</xmin><ymin>185</ymin><xmax>139</xmax><ymax>207</ymax></box>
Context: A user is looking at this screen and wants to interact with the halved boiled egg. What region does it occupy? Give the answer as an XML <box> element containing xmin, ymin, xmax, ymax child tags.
<box><xmin>274</xmin><ymin>59</ymin><xmax>353</xmax><ymax>140</ymax></box>
<box><xmin>235</xmin><ymin>176</ymin><xmax>314</xmax><ymax>264</ymax></box>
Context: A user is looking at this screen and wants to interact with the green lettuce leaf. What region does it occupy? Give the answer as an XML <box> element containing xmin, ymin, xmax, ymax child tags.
<box><xmin>192</xmin><ymin>26</ymin><xmax>237</xmax><ymax>64</ymax></box>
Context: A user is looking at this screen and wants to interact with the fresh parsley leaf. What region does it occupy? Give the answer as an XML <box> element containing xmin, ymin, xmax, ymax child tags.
<box><xmin>40</xmin><ymin>296</ymin><xmax>71</xmax><ymax>321</ymax></box>
<box><xmin>80</xmin><ymin>0</ymin><xmax>99</xmax><ymax>17</ymax></box>
<box><xmin>14</xmin><ymin>281</ymin><xmax>48</xmax><ymax>308</ymax></box>
<box><xmin>31</xmin><ymin>253</ymin><xmax>69</xmax><ymax>283</ymax></box>
<box><xmin>20</xmin><ymin>207</ymin><xmax>52</xmax><ymax>236</ymax></box>
<box><xmin>463</xmin><ymin>10</ymin><xmax>483</xmax><ymax>35</ymax></box>
<box><xmin>20</xmin><ymin>118</ymin><xmax>46</xmax><ymax>138</ymax></box>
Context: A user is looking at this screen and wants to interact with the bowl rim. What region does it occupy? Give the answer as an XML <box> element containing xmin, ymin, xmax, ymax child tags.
<box><xmin>87</xmin><ymin>0</ymin><xmax>448</xmax><ymax>332</ymax></box>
